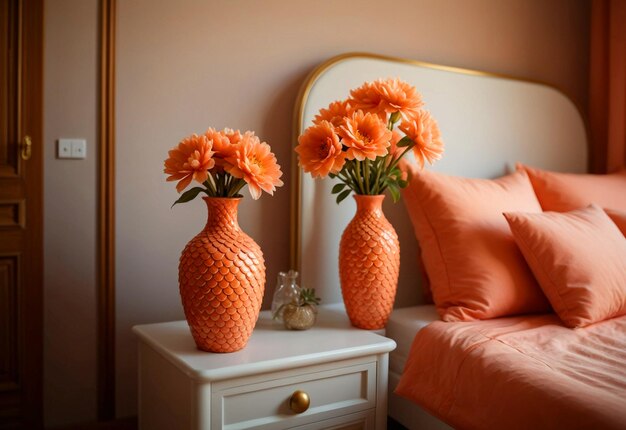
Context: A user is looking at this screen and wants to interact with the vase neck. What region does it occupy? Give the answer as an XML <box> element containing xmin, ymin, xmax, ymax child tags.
<box><xmin>203</xmin><ymin>197</ymin><xmax>241</xmax><ymax>231</ymax></box>
<box><xmin>353</xmin><ymin>194</ymin><xmax>385</xmax><ymax>215</ymax></box>
<box><xmin>278</xmin><ymin>269</ymin><xmax>299</xmax><ymax>287</ymax></box>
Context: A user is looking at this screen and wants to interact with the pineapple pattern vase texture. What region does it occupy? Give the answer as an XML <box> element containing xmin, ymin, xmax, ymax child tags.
<box><xmin>179</xmin><ymin>197</ymin><xmax>265</xmax><ymax>353</ymax></box>
<box><xmin>339</xmin><ymin>195</ymin><xmax>400</xmax><ymax>330</ymax></box>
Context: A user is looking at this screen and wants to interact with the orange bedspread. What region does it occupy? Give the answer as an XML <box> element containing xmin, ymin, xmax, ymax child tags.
<box><xmin>395</xmin><ymin>314</ymin><xmax>626</xmax><ymax>430</ymax></box>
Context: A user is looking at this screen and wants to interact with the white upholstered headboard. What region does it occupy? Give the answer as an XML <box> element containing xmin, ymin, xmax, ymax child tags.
<box><xmin>290</xmin><ymin>53</ymin><xmax>587</xmax><ymax>307</ymax></box>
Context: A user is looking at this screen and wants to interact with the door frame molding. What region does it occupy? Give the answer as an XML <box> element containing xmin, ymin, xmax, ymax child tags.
<box><xmin>98</xmin><ymin>0</ymin><xmax>116</xmax><ymax>420</ymax></box>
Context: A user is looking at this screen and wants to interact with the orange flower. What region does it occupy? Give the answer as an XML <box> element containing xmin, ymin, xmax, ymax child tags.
<box><xmin>348</xmin><ymin>82</ymin><xmax>381</xmax><ymax>117</ymax></box>
<box><xmin>399</xmin><ymin>110</ymin><xmax>444</xmax><ymax>168</ymax></box>
<box><xmin>338</xmin><ymin>110</ymin><xmax>392</xmax><ymax>161</ymax></box>
<box><xmin>350</xmin><ymin>78</ymin><xmax>423</xmax><ymax>121</ymax></box>
<box><xmin>221</xmin><ymin>128</ymin><xmax>243</xmax><ymax>145</ymax></box>
<box><xmin>204</xmin><ymin>127</ymin><xmax>232</xmax><ymax>153</ymax></box>
<box><xmin>205</xmin><ymin>127</ymin><xmax>240</xmax><ymax>171</ymax></box>
<box><xmin>313</xmin><ymin>100</ymin><xmax>352</xmax><ymax>128</ymax></box>
<box><xmin>225</xmin><ymin>132</ymin><xmax>284</xmax><ymax>200</ymax></box>
<box><xmin>164</xmin><ymin>134</ymin><xmax>215</xmax><ymax>192</ymax></box>
<box><xmin>296</xmin><ymin>121</ymin><xmax>346</xmax><ymax>178</ymax></box>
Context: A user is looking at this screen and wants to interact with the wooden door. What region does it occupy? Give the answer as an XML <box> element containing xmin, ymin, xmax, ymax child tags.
<box><xmin>0</xmin><ymin>0</ymin><xmax>43</xmax><ymax>428</ymax></box>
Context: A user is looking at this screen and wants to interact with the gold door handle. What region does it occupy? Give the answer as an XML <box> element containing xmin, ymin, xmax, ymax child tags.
<box><xmin>21</xmin><ymin>136</ymin><xmax>32</xmax><ymax>160</ymax></box>
<box><xmin>289</xmin><ymin>390</ymin><xmax>310</xmax><ymax>414</ymax></box>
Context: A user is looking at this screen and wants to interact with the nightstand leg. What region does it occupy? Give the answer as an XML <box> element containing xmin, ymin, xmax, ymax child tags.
<box><xmin>376</xmin><ymin>353</ymin><xmax>389</xmax><ymax>430</ymax></box>
<box><xmin>191</xmin><ymin>382</ymin><xmax>212</xmax><ymax>429</ymax></box>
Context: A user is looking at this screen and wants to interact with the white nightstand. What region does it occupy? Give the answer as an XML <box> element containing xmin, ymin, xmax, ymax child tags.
<box><xmin>133</xmin><ymin>304</ymin><xmax>396</xmax><ymax>430</ymax></box>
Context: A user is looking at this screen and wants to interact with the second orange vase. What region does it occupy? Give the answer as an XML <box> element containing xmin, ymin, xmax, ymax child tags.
<box><xmin>179</xmin><ymin>197</ymin><xmax>265</xmax><ymax>353</ymax></box>
<box><xmin>339</xmin><ymin>194</ymin><xmax>400</xmax><ymax>330</ymax></box>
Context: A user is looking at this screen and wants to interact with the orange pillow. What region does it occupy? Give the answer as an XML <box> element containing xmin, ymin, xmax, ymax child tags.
<box><xmin>606</xmin><ymin>209</ymin><xmax>626</xmax><ymax>236</ymax></box>
<box><xmin>504</xmin><ymin>205</ymin><xmax>626</xmax><ymax>328</ymax></box>
<box><xmin>401</xmin><ymin>167</ymin><xmax>550</xmax><ymax>322</ymax></box>
<box><xmin>518</xmin><ymin>164</ymin><xmax>626</xmax><ymax>212</ymax></box>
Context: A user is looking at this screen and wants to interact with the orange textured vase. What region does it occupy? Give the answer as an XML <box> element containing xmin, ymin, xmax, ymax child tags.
<box><xmin>179</xmin><ymin>197</ymin><xmax>265</xmax><ymax>353</ymax></box>
<box><xmin>339</xmin><ymin>194</ymin><xmax>400</xmax><ymax>329</ymax></box>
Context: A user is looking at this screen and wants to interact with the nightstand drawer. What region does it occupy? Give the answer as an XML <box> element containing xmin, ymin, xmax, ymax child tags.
<box><xmin>212</xmin><ymin>359</ymin><xmax>376</xmax><ymax>429</ymax></box>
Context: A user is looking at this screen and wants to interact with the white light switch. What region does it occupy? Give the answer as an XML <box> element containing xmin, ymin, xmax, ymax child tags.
<box><xmin>58</xmin><ymin>140</ymin><xmax>72</xmax><ymax>158</ymax></box>
<box><xmin>58</xmin><ymin>139</ymin><xmax>87</xmax><ymax>159</ymax></box>
<box><xmin>71</xmin><ymin>140</ymin><xmax>86</xmax><ymax>158</ymax></box>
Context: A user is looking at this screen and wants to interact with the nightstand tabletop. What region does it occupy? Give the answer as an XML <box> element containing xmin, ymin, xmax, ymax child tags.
<box><xmin>133</xmin><ymin>303</ymin><xmax>396</xmax><ymax>382</ymax></box>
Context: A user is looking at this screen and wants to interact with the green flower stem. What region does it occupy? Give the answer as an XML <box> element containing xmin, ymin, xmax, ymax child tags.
<box><xmin>375</xmin><ymin>111</ymin><xmax>400</xmax><ymax>194</ymax></box>
<box><xmin>386</xmin><ymin>145</ymin><xmax>413</xmax><ymax>176</ymax></box>
<box><xmin>378</xmin><ymin>145</ymin><xmax>414</xmax><ymax>194</ymax></box>
<box><xmin>227</xmin><ymin>174</ymin><xmax>238</xmax><ymax>195</ymax></box>
<box><xmin>345</xmin><ymin>165</ymin><xmax>357</xmax><ymax>192</ymax></box>
<box><xmin>213</xmin><ymin>172</ymin><xmax>220</xmax><ymax>196</ymax></box>
<box><xmin>372</xmin><ymin>156</ymin><xmax>385</xmax><ymax>194</ymax></box>
<box><xmin>353</xmin><ymin>161</ymin><xmax>366</xmax><ymax>194</ymax></box>
<box><xmin>221</xmin><ymin>173</ymin><xmax>228</xmax><ymax>195</ymax></box>
<box><xmin>228</xmin><ymin>178</ymin><xmax>246</xmax><ymax>197</ymax></box>
<box><xmin>221</xmin><ymin>174</ymin><xmax>228</xmax><ymax>195</ymax></box>
<box><xmin>346</xmin><ymin>162</ymin><xmax>362</xmax><ymax>194</ymax></box>
<box><xmin>338</xmin><ymin>171</ymin><xmax>356</xmax><ymax>192</ymax></box>
<box><xmin>204</xmin><ymin>175</ymin><xmax>217</xmax><ymax>196</ymax></box>
<box><xmin>364</xmin><ymin>158</ymin><xmax>371</xmax><ymax>194</ymax></box>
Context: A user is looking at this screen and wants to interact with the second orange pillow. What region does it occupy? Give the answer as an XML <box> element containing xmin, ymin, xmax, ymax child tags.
<box><xmin>504</xmin><ymin>205</ymin><xmax>626</xmax><ymax>328</ymax></box>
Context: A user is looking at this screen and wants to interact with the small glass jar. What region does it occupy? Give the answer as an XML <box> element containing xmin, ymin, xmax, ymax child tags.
<box><xmin>271</xmin><ymin>270</ymin><xmax>300</xmax><ymax>322</ymax></box>
<box><xmin>283</xmin><ymin>304</ymin><xmax>317</xmax><ymax>330</ymax></box>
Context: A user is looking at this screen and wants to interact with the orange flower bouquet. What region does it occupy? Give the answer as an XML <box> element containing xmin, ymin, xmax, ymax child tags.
<box><xmin>163</xmin><ymin>128</ymin><xmax>283</xmax><ymax>353</ymax></box>
<box><xmin>296</xmin><ymin>78</ymin><xmax>444</xmax><ymax>330</ymax></box>
<box><xmin>164</xmin><ymin>128</ymin><xmax>283</xmax><ymax>205</ymax></box>
<box><xmin>296</xmin><ymin>78</ymin><xmax>443</xmax><ymax>203</ymax></box>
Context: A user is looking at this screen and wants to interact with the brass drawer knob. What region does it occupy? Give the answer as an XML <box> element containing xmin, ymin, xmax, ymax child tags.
<box><xmin>289</xmin><ymin>390</ymin><xmax>310</xmax><ymax>414</ymax></box>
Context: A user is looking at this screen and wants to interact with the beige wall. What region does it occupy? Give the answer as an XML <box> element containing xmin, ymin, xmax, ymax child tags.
<box><xmin>43</xmin><ymin>0</ymin><xmax>590</xmax><ymax>425</ymax></box>
<box><xmin>43</xmin><ymin>0</ymin><xmax>99</xmax><ymax>426</ymax></box>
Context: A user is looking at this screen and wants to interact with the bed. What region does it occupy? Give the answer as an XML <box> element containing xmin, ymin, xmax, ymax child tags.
<box><xmin>291</xmin><ymin>53</ymin><xmax>626</xmax><ymax>429</ymax></box>
<box><xmin>396</xmin><ymin>313</ymin><xmax>626</xmax><ymax>429</ymax></box>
